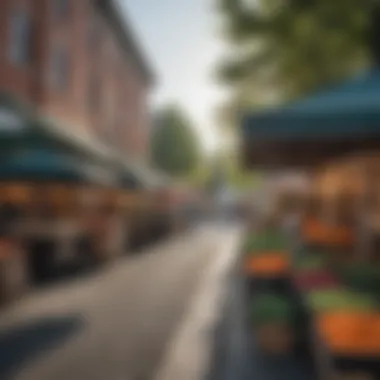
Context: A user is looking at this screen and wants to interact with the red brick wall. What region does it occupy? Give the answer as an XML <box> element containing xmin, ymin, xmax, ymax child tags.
<box><xmin>0</xmin><ymin>0</ymin><xmax>36</xmax><ymax>103</ymax></box>
<box><xmin>0</xmin><ymin>0</ymin><xmax>151</xmax><ymax>160</ymax></box>
<box><xmin>37</xmin><ymin>0</ymin><xmax>92</xmax><ymax>135</ymax></box>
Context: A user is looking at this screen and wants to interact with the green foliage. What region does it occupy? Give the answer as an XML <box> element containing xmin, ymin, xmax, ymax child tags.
<box><xmin>151</xmin><ymin>105</ymin><xmax>201</xmax><ymax>178</ymax></box>
<box><xmin>250</xmin><ymin>294</ymin><xmax>294</xmax><ymax>326</ymax></box>
<box><xmin>307</xmin><ymin>289</ymin><xmax>376</xmax><ymax>312</ymax></box>
<box><xmin>243</xmin><ymin>231</ymin><xmax>290</xmax><ymax>253</ymax></box>
<box><xmin>216</xmin><ymin>0</ymin><xmax>375</xmax><ymax>121</ymax></box>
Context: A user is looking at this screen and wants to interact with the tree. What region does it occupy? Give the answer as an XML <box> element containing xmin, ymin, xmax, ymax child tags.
<box><xmin>151</xmin><ymin>106</ymin><xmax>201</xmax><ymax>178</ymax></box>
<box><xmin>216</xmin><ymin>0</ymin><xmax>379</xmax><ymax>121</ymax></box>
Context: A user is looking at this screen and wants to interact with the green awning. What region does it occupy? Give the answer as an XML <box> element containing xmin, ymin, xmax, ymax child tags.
<box><xmin>0</xmin><ymin>94</ymin><xmax>115</xmax><ymax>162</ymax></box>
<box><xmin>0</xmin><ymin>149</ymin><xmax>115</xmax><ymax>185</ymax></box>
<box><xmin>242</xmin><ymin>69</ymin><xmax>380</xmax><ymax>169</ymax></box>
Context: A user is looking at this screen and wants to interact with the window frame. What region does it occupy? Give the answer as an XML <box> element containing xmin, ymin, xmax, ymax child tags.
<box><xmin>49</xmin><ymin>42</ymin><xmax>70</xmax><ymax>92</ymax></box>
<box><xmin>7</xmin><ymin>6</ymin><xmax>32</xmax><ymax>66</ymax></box>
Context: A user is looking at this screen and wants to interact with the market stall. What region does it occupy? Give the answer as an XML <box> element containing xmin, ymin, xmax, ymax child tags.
<box><xmin>0</xmin><ymin>148</ymin><xmax>117</xmax><ymax>302</ymax></box>
<box><xmin>240</xmin><ymin>68</ymin><xmax>380</xmax><ymax>379</ymax></box>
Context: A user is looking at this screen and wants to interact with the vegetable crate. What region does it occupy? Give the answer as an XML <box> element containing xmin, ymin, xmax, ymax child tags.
<box><xmin>249</xmin><ymin>294</ymin><xmax>296</xmax><ymax>355</ymax></box>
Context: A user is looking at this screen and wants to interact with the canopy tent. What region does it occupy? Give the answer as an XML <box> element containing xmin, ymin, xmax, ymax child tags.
<box><xmin>0</xmin><ymin>149</ymin><xmax>117</xmax><ymax>186</ymax></box>
<box><xmin>0</xmin><ymin>94</ymin><xmax>116</xmax><ymax>163</ymax></box>
<box><xmin>0</xmin><ymin>94</ymin><xmax>170</xmax><ymax>192</ymax></box>
<box><xmin>242</xmin><ymin>69</ymin><xmax>380</xmax><ymax>169</ymax></box>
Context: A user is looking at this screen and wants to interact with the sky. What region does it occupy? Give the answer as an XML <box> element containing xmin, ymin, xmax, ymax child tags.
<box><xmin>120</xmin><ymin>0</ymin><xmax>226</xmax><ymax>154</ymax></box>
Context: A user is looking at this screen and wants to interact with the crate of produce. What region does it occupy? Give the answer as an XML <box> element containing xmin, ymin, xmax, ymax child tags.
<box><xmin>294</xmin><ymin>271</ymin><xmax>341</xmax><ymax>293</ymax></box>
<box><xmin>302</xmin><ymin>219</ymin><xmax>355</xmax><ymax>250</ymax></box>
<box><xmin>293</xmin><ymin>249</ymin><xmax>329</xmax><ymax>271</ymax></box>
<box><xmin>243</xmin><ymin>230</ymin><xmax>290</xmax><ymax>255</ymax></box>
<box><xmin>244</xmin><ymin>253</ymin><xmax>291</xmax><ymax>295</ymax></box>
<box><xmin>337</xmin><ymin>264</ymin><xmax>380</xmax><ymax>294</ymax></box>
<box><xmin>306</xmin><ymin>289</ymin><xmax>377</xmax><ymax>314</ymax></box>
<box><xmin>249</xmin><ymin>294</ymin><xmax>296</xmax><ymax>355</ymax></box>
<box><xmin>313</xmin><ymin>311</ymin><xmax>380</xmax><ymax>379</ymax></box>
<box><xmin>244</xmin><ymin>253</ymin><xmax>290</xmax><ymax>277</ymax></box>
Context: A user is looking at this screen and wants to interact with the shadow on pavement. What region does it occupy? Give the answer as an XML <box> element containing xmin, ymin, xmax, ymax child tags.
<box><xmin>0</xmin><ymin>314</ymin><xmax>85</xmax><ymax>379</ymax></box>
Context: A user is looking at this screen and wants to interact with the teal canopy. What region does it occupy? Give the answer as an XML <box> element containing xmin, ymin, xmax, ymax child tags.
<box><xmin>0</xmin><ymin>150</ymin><xmax>115</xmax><ymax>185</ymax></box>
<box><xmin>242</xmin><ymin>69</ymin><xmax>380</xmax><ymax>169</ymax></box>
<box><xmin>0</xmin><ymin>94</ymin><xmax>115</xmax><ymax>162</ymax></box>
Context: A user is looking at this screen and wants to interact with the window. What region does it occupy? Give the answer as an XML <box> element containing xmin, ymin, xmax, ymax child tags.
<box><xmin>50</xmin><ymin>44</ymin><xmax>69</xmax><ymax>91</ymax></box>
<box><xmin>51</xmin><ymin>0</ymin><xmax>69</xmax><ymax>19</ymax></box>
<box><xmin>8</xmin><ymin>8</ymin><xmax>31</xmax><ymax>65</ymax></box>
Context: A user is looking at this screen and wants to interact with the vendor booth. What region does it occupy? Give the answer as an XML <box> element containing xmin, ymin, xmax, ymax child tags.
<box><xmin>240</xmin><ymin>68</ymin><xmax>380</xmax><ymax>379</ymax></box>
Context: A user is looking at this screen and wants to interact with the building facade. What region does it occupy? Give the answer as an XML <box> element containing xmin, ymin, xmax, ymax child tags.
<box><xmin>0</xmin><ymin>0</ymin><xmax>153</xmax><ymax>160</ymax></box>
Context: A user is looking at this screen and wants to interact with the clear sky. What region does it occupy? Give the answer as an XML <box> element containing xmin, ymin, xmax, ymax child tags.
<box><xmin>119</xmin><ymin>0</ymin><xmax>225</xmax><ymax>153</ymax></box>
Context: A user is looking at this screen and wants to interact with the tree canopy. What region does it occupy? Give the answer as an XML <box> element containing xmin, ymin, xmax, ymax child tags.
<box><xmin>151</xmin><ymin>106</ymin><xmax>201</xmax><ymax>178</ymax></box>
<box><xmin>216</xmin><ymin>0</ymin><xmax>379</xmax><ymax>121</ymax></box>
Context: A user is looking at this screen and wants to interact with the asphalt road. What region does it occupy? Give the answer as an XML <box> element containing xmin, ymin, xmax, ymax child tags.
<box><xmin>0</xmin><ymin>223</ymin><xmax>240</xmax><ymax>380</ymax></box>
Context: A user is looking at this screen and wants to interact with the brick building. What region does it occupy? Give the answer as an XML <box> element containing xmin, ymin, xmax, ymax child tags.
<box><xmin>0</xmin><ymin>0</ymin><xmax>154</xmax><ymax>160</ymax></box>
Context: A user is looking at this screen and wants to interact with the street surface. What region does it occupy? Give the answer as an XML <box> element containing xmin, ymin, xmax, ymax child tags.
<box><xmin>0</xmin><ymin>223</ymin><xmax>240</xmax><ymax>380</ymax></box>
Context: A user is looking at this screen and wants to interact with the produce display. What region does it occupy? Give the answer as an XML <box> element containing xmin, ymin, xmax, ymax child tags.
<box><xmin>317</xmin><ymin>311</ymin><xmax>380</xmax><ymax>356</ymax></box>
<box><xmin>302</xmin><ymin>218</ymin><xmax>354</xmax><ymax>248</ymax></box>
<box><xmin>293</xmin><ymin>250</ymin><xmax>328</xmax><ymax>271</ymax></box>
<box><xmin>249</xmin><ymin>294</ymin><xmax>295</xmax><ymax>354</ymax></box>
<box><xmin>307</xmin><ymin>289</ymin><xmax>377</xmax><ymax>313</ymax></box>
<box><xmin>250</xmin><ymin>294</ymin><xmax>294</xmax><ymax>326</ymax></box>
<box><xmin>294</xmin><ymin>271</ymin><xmax>340</xmax><ymax>292</ymax></box>
<box><xmin>243</xmin><ymin>230</ymin><xmax>290</xmax><ymax>254</ymax></box>
<box><xmin>338</xmin><ymin>264</ymin><xmax>380</xmax><ymax>294</ymax></box>
<box><xmin>242</xmin><ymin>219</ymin><xmax>380</xmax><ymax>377</ymax></box>
<box><xmin>244</xmin><ymin>253</ymin><xmax>290</xmax><ymax>277</ymax></box>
